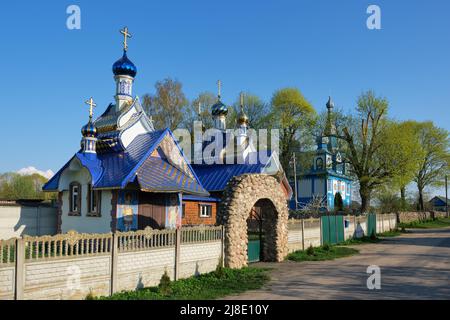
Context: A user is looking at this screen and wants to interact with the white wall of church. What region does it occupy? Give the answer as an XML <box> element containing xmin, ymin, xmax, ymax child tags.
<box><xmin>59</xmin><ymin>162</ymin><xmax>112</xmax><ymax>234</ymax></box>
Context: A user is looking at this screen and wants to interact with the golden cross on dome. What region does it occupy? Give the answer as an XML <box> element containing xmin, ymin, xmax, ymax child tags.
<box><xmin>120</xmin><ymin>26</ymin><xmax>132</xmax><ymax>51</ymax></box>
<box><xmin>85</xmin><ymin>97</ymin><xmax>97</xmax><ymax>120</ymax></box>
<box><xmin>240</xmin><ymin>92</ymin><xmax>244</xmax><ymax>110</ymax></box>
<box><xmin>217</xmin><ymin>80</ymin><xmax>222</xmax><ymax>99</ymax></box>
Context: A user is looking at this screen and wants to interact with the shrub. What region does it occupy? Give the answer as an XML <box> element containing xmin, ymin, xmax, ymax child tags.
<box><xmin>323</xmin><ymin>243</ymin><xmax>331</xmax><ymax>251</ymax></box>
<box><xmin>215</xmin><ymin>256</ymin><xmax>225</xmax><ymax>278</ymax></box>
<box><xmin>158</xmin><ymin>269</ymin><xmax>172</xmax><ymax>296</ymax></box>
<box><xmin>85</xmin><ymin>289</ymin><xmax>95</xmax><ymax>300</ymax></box>
<box><xmin>306</xmin><ymin>244</ymin><xmax>315</xmax><ymax>256</ymax></box>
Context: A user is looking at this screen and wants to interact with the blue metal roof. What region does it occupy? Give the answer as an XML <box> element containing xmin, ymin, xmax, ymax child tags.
<box><xmin>192</xmin><ymin>163</ymin><xmax>264</xmax><ymax>191</ymax></box>
<box><xmin>43</xmin><ymin>129</ymin><xmax>208</xmax><ymax>196</ymax></box>
<box><xmin>136</xmin><ymin>157</ymin><xmax>208</xmax><ymax>195</ymax></box>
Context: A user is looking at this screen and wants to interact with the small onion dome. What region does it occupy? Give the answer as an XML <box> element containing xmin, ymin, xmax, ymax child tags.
<box><xmin>326</xmin><ymin>96</ymin><xmax>334</xmax><ymax>109</ymax></box>
<box><xmin>238</xmin><ymin>110</ymin><xmax>249</xmax><ymax>126</ymax></box>
<box><xmin>112</xmin><ymin>51</ymin><xmax>137</xmax><ymax>78</ymax></box>
<box><xmin>211</xmin><ymin>100</ymin><xmax>228</xmax><ymax>116</ymax></box>
<box><xmin>81</xmin><ymin>121</ymin><xmax>97</xmax><ymax>138</ymax></box>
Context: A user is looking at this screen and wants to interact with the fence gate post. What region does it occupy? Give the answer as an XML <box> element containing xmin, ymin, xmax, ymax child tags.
<box><xmin>110</xmin><ymin>233</ymin><xmax>118</xmax><ymax>296</ymax></box>
<box><xmin>15</xmin><ymin>238</ymin><xmax>24</xmax><ymax>300</ymax></box>
<box><xmin>301</xmin><ymin>218</ymin><xmax>305</xmax><ymax>251</ymax></box>
<box><xmin>174</xmin><ymin>228</ymin><xmax>181</xmax><ymax>281</ymax></box>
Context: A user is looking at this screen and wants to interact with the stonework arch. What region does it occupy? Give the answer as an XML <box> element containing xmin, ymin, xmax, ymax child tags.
<box><xmin>218</xmin><ymin>174</ymin><xmax>289</xmax><ymax>268</ymax></box>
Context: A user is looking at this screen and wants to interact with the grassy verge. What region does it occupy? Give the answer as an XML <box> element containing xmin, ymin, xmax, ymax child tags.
<box><xmin>399</xmin><ymin>217</ymin><xmax>450</xmax><ymax>229</ymax></box>
<box><xmin>378</xmin><ymin>229</ymin><xmax>403</xmax><ymax>237</ymax></box>
<box><xmin>287</xmin><ymin>244</ymin><xmax>359</xmax><ymax>262</ymax></box>
<box><xmin>96</xmin><ymin>267</ymin><xmax>270</xmax><ymax>300</ymax></box>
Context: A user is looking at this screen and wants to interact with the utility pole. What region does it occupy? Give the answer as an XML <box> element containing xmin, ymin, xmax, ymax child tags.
<box><xmin>446</xmin><ymin>175</ymin><xmax>448</xmax><ymax>218</ymax></box>
<box><xmin>292</xmin><ymin>153</ymin><xmax>299</xmax><ymax>211</ymax></box>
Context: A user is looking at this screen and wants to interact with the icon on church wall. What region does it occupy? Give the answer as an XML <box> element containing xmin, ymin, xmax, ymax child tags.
<box><xmin>166</xmin><ymin>194</ymin><xmax>181</xmax><ymax>229</ymax></box>
<box><xmin>117</xmin><ymin>190</ymin><xmax>138</xmax><ymax>231</ymax></box>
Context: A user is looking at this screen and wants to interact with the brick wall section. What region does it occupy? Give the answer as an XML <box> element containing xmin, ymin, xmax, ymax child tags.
<box><xmin>287</xmin><ymin>214</ymin><xmax>398</xmax><ymax>253</ymax></box>
<box><xmin>182</xmin><ymin>201</ymin><xmax>217</xmax><ymax>226</ymax></box>
<box><xmin>0</xmin><ymin>266</ymin><xmax>15</xmax><ymax>300</ymax></box>
<box><xmin>178</xmin><ymin>242</ymin><xmax>222</xmax><ymax>278</ymax></box>
<box><xmin>117</xmin><ymin>248</ymin><xmax>176</xmax><ymax>291</ymax></box>
<box><xmin>23</xmin><ymin>255</ymin><xmax>111</xmax><ymax>300</ymax></box>
<box><xmin>397</xmin><ymin>211</ymin><xmax>447</xmax><ymax>223</ymax></box>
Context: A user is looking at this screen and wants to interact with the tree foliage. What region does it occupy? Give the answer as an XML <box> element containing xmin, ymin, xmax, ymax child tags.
<box><xmin>269</xmin><ymin>88</ymin><xmax>316</xmax><ymax>173</ymax></box>
<box><xmin>142</xmin><ymin>78</ymin><xmax>188</xmax><ymax>131</ymax></box>
<box><xmin>413</xmin><ymin>121</ymin><xmax>450</xmax><ymax>210</ymax></box>
<box><xmin>0</xmin><ymin>173</ymin><xmax>55</xmax><ymax>200</ymax></box>
<box><xmin>342</xmin><ymin>90</ymin><xmax>394</xmax><ymax>213</ymax></box>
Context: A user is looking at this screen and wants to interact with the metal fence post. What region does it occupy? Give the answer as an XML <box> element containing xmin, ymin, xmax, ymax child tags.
<box><xmin>15</xmin><ymin>238</ymin><xmax>24</xmax><ymax>300</ymax></box>
<box><xmin>110</xmin><ymin>233</ymin><xmax>118</xmax><ymax>296</ymax></box>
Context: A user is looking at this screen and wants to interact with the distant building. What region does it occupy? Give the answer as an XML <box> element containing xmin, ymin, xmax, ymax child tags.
<box><xmin>291</xmin><ymin>97</ymin><xmax>354</xmax><ymax>211</ymax></box>
<box><xmin>429</xmin><ymin>196</ymin><xmax>449</xmax><ymax>212</ymax></box>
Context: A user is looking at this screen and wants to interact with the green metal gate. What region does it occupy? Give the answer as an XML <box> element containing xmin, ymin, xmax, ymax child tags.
<box><xmin>367</xmin><ymin>213</ymin><xmax>377</xmax><ymax>237</ymax></box>
<box><xmin>248</xmin><ymin>239</ymin><xmax>261</xmax><ymax>263</ymax></box>
<box><xmin>321</xmin><ymin>215</ymin><xmax>345</xmax><ymax>245</ymax></box>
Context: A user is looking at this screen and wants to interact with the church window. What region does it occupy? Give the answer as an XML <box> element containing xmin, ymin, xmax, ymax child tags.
<box><xmin>87</xmin><ymin>184</ymin><xmax>101</xmax><ymax>216</ymax></box>
<box><xmin>69</xmin><ymin>182</ymin><xmax>81</xmax><ymax>216</ymax></box>
<box><xmin>199</xmin><ymin>204</ymin><xmax>212</xmax><ymax>218</ymax></box>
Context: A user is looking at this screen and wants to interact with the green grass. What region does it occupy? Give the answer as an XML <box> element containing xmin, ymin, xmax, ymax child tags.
<box><xmin>340</xmin><ymin>236</ymin><xmax>380</xmax><ymax>245</ymax></box>
<box><xmin>97</xmin><ymin>267</ymin><xmax>270</xmax><ymax>300</ymax></box>
<box><xmin>287</xmin><ymin>245</ymin><xmax>359</xmax><ymax>262</ymax></box>
<box><xmin>399</xmin><ymin>217</ymin><xmax>450</xmax><ymax>229</ymax></box>
<box><xmin>377</xmin><ymin>229</ymin><xmax>403</xmax><ymax>237</ymax></box>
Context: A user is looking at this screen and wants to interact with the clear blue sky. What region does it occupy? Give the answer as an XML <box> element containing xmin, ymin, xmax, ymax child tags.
<box><xmin>0</xmin><ymin>0</ymin><xmax>449</xmax><ymax>174</ymax></box>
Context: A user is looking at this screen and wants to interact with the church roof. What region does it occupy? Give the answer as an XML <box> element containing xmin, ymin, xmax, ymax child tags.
<box><xmin>43</xmin><ymin>129</ymin><xmax>208</xmax><ymax>196</ymax></box>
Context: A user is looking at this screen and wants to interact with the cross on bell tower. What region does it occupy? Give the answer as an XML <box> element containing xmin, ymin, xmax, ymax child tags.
<box><xmin>120</xmin><ymin>26</ymin><xmax>132</xmax><ymax>52</ymax></box>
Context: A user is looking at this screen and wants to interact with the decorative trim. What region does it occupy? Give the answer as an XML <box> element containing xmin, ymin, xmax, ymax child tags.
<box><xmin>110</xmin><ymin>190</ymin><xmax>118</xmax><ymax>232</ymax></box>
<box><xmin>57</xmin><ymin>192</ymin><xmax>63</xmax><ymax>234</ymax></box>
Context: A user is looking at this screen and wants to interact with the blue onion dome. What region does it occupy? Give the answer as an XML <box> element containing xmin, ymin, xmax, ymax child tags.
<box><xmin>81</xmin><ymin>121</ymin><xmax>97</xmax><ymax>138</ymax></box>
<box><xmin>112</xmin><ymin>51</ymin><xmax>137</xmax><ymax>78</ymax></box>
<box><xmin>211</xmin><ymin>99</ymin><xmax>228</xmax><ymax>116</ymax></box>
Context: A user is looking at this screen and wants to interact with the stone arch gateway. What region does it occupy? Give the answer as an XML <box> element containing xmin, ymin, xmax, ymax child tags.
<box><xmin>218</xmin><ymin>174</ymin><xmax>289</xmax><ymax>269</ymax></box>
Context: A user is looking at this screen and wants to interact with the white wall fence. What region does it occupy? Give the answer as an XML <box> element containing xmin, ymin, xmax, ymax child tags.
<box><xmin>0</xmin><ymin>202</ymin><xmax>57</xmax><ymax>240</ymax></box>
<box><xmin>287</xmin><ymin>214</ymin><xmax>397</xmax><ymax>253</ymax></box>
<box><xmin>0</xmin><ymin>226</ymin><xmax>224</xmax><ymax>300</ymax></box>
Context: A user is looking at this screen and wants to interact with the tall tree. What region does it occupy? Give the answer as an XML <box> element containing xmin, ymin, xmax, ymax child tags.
<box><xmin>142</xmin><ymin>78</ymin><xmax>188</xmax><ymax>131</ymax></box>
<box><xmin>382</xmin><ymin>121</ymin><xmax>423</xmax><ymax>208</ymax></box>
<box><xmin>183</xmin><ymin>91</ymin><xmax>217</xmax><ymax>131</ymax></box>
<box><xmin>413</xmin><ymin>121</ymin><xmax>450</xmax><ymax>211</ymax></box>
<box><xmin>341</xmin><ymin>91</ymin><xmax>395</xmax><ymax>213</ymax></box>
<box><xmin>270</xmin><ymin>88</ymin><xmax>316</xmax><ymax>172</ymax></box>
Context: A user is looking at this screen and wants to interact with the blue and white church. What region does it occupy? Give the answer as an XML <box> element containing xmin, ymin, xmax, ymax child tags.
<box><xmin>293</xmin><ymin>97</ymin><xmax>354</xmax><ymax>211</ymax></box>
